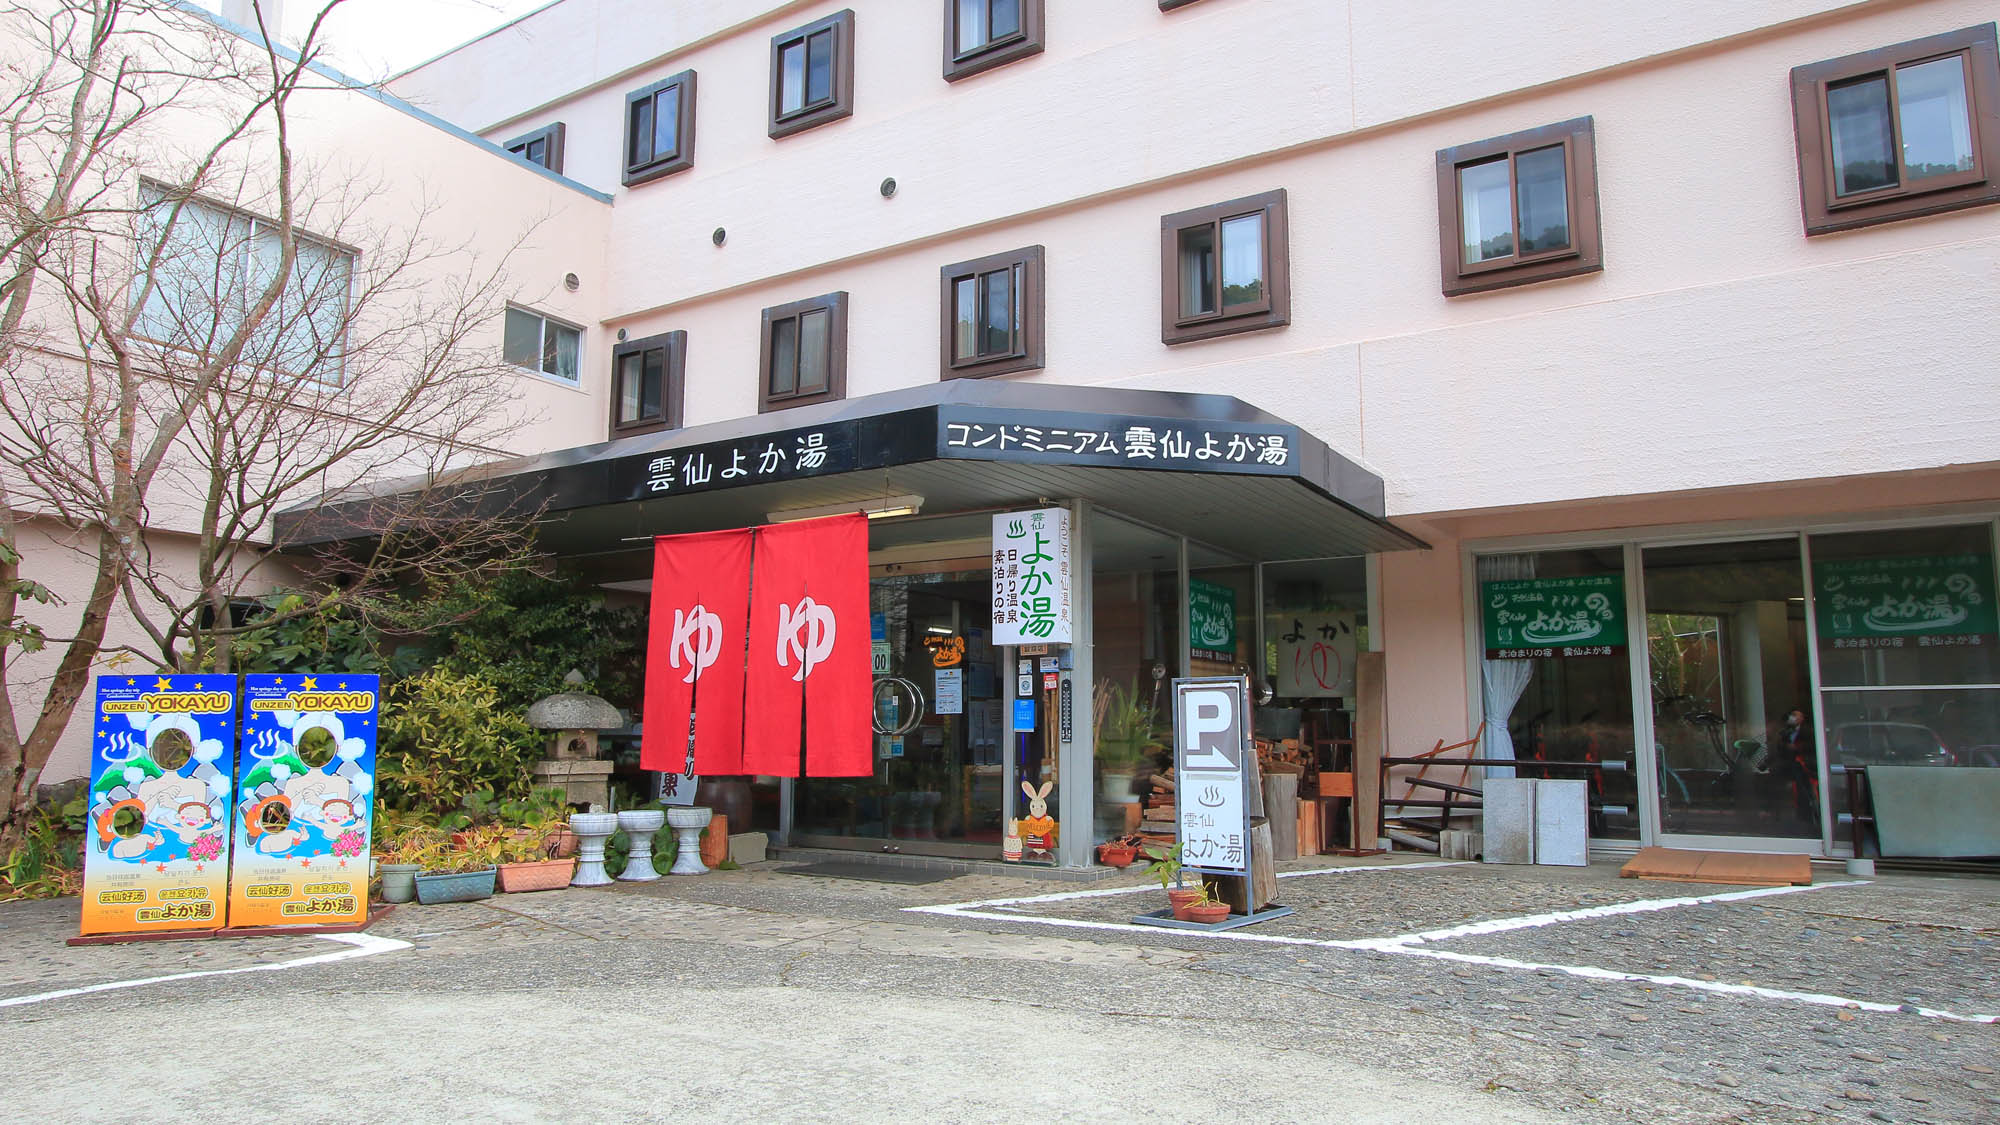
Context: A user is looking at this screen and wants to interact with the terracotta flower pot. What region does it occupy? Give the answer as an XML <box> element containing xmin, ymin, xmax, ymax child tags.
<box><xmin>699</xmin><ymin>812</ymin><xmax>730</xmax><ymax>868</ymax></box>
<box><xmin>1186</xmin><ymin>901</ymin><xmax>1232</xmax><ymax>925</ymax></box>
<box><xmin>497</xmin><ymin>858</ymin><xmax>576</xmax><ymax>892</ymax></box>
<box><xmin>1166</xmin><ymin>887</ymin><xmax>1203</xmax><ymax>921</ymax></box>
<box><xmin>1097</xmin><ymin>843</ymin><xmax>1137</xmax><ymax>868</ymax></box>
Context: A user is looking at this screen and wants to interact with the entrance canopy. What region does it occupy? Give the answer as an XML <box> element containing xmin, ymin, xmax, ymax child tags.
<box><xmin>278</xmin><ymin>381</ymin><xmax>1425</xmax><ymax>560</ymax></box>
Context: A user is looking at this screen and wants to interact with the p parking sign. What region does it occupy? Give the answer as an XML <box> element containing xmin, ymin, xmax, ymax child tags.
<box><xmin>1172</xmin><ymin>676</ymin><xmax>1250</xmax><ymax>876</ymax></box>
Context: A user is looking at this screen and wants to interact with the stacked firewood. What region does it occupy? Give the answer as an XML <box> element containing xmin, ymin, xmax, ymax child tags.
<box><xmin>1137</xmin><ymin>768</ymin><xmax>1177</xmax><ymax>846</ymax></box>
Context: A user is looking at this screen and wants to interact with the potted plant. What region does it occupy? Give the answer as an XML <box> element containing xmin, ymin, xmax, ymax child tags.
<box><xmin>496</xmin><ymin>807</ymin><xmax>576</xmax><ymax>892</ymax></box>
<box><xmin>1143</xmin><ymin>841</ymin><xmax>1201</xmax><ymax>920</ymax></box>
<box><xmin>414</xmin><ymin>823</ymin><xmax>504</xmax><ymax>904</ymax></box>
<box><xmin>1097</xmin><ymin>834</ymin><xmax>1140</xmax><ymax>868</ymax></box>
<box><xmin>1184</xmin><ymin>880</ymin><xmax>1232</xmax><ymax>925</ymax></box>
<box><xmin>374</xmin><ymin>818</ymin><xmax>442</xmax><ymax>904</ymax></box>
<box><xmin>1094</xmin><ymin>681</ymin><xmax>1154</xmax><ymax>803</ymax></box>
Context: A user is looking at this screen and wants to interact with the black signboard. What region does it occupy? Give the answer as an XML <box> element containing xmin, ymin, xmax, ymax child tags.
<box><xmin>938</xmin><ymin>407</ymin><xmax>1298</xmax><ymax>477</ymax></box>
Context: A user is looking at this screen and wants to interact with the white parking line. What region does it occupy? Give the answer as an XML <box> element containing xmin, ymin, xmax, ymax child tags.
<box><xmin>910</xmin><ymin>860</ymin><xmax>1471</xmax><ymax>914</ymax></box>
<box><xmin>908</xmin><ymin>865</ymin><xmax>2000</xmax><ymax>1024</ymax></box>
<box><xmin>1350</xmin><ymin>880</ymin><xmax>1872</xmax><ymax>948</ymax></box>
<box><xmin>1388</xmin><ymin>944</ymin><xmax>1999</xmax><ymax>1024</ymax></box>
<box><xmin>0</xmin><ymin>932</ymin><xmax>411</xmax><ymax>1011</ymax></box>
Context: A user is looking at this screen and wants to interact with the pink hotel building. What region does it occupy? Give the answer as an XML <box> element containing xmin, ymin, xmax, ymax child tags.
<box><xmin>32</xmin><ymin>0</ymin><xmax>2000</xmax><ymax>867</ymax></box>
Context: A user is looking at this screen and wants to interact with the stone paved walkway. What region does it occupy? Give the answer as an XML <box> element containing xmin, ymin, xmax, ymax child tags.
<box><xmin>3</xmin><ymin>854</ymin><xmax>1995</xmax><ymax>1122</ymax></box>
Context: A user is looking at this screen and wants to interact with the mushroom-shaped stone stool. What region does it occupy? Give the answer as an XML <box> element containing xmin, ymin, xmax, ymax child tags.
<box><xmin>568</xmin><ymin>811</ymin><xmax>620</xmax><ymax>886</ymax></box>
<box><xmin>666</xmin><ymin>806</ymin><xmax>713</xmax><ymax>875</ymax></box>
<box><xmin>615</xmin><ymin>808</ymin><xmax>666</xmax><ymax>881</ymax></box>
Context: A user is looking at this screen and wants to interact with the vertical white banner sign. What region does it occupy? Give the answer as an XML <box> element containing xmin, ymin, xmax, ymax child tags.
<box><xmin>991</xmin><ymin>507</ymin><xmax>1072</xmax><ymax>645</ymax></box>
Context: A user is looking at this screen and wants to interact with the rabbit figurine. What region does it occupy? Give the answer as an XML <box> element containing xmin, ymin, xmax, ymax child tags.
<box><xmin>1017</xmin><ymin>780</ymin><xmax>1057</xmax><ymax>855</ymax></box>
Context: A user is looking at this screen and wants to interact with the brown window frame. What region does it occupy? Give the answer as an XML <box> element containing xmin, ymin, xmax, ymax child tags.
<box><xmin>1435</xmin><ymin>117</ymin><xmax>1602</xmax><ymax>297</ymax></box>
<box><xmin>943</xmin><ymin>0</ymin><xmax>1043</xmax><ymax>83</ymax></box>
<box><xmin>939</xmin><ymin>245</ymin><xmax>1044</xmax><ymax>379</ymax></box>
<box><xmin>623</xmin><ymin>71</ymin><xmax>696</xmax><ymax>187</ymax></box>
<box><xmin>769</xmin><ymin>10</ymin><xmax>855</xmax><ymax>140</ymax></box>
<box><xmin>1158</xmin><ymin>188</ymin><xmax>1289</xmax><ymax>346</ymax></box>
<box><xmin>759</xmin><ymin>292</ymin><xmax>848</xmax><ymax>413</ymax></box>
<box><xmin>503</xmin><ymin>123</ymin><xmax>565</xmax><ymax>174</ymax></box>
<box><xmin>609</xmin><ymin>331</ymin><xmax>685</xmax><ymax>438</ymax></box>
<box><xmin>1790</xmin><ymin>24</ymin><xmax>2000</xmax><ymax>236</ymax></box>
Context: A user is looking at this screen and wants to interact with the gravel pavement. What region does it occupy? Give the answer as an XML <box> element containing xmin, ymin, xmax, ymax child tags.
<box><xmin>3</xmin><ymin>855</ymin><xmax>1995</xmax><ymax>1123</ymax></box>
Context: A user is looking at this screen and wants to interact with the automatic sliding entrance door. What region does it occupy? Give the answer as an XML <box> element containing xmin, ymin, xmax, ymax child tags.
<box><xmin>792</xmin><ymin>565</ymin><xmax>1004</xmax><ymax>857</ymax></box>
<box><xmin>1639</xmin><ymin>538</ymin><xmax>1819</xmax><ymax>844</ymax></box>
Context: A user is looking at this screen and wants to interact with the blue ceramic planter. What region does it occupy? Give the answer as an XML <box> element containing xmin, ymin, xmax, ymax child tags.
<box><xmin>413</xmin><ymin>866</ymin><xmax>497</xmax><ymax>904</ymax></box>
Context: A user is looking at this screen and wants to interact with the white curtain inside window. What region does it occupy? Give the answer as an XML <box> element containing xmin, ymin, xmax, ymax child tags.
<box><xmin>553</xmin><ymin>324</ymin><xmax>580</xmax><ymax>381</ymax></box>
<box><xmin>1477</xmin><ymin>552</ymin><xmax>1539</xmax><ymax>780</ymax></box>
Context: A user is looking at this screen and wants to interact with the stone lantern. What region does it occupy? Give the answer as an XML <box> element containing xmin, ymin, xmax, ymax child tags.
<box><xmin>525</xmin><ymin>671</ymin><xmax>623</xmax><ymax>810</ymax></box>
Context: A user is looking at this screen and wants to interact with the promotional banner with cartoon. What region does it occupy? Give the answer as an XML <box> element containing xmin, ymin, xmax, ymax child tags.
<box><xmin>79</xmin><ymin>674</ymin><xmax>237</xmax><ymax>935</ymax></box>
<box><xmin>226</xmin><ymin>674</ymin><xmax>379</xmax><ymax>927</ymax></box>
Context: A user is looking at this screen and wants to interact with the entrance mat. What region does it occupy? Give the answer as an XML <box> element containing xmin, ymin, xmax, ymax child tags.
<box><xmin>777</xmin><ymin>861</ymin><xmax>955</xmax><ymax>885</ymax></box>
<box><xmin>1619</xmin><ymin>846</ymin><xmax>1811</xmax><ymax>887</ymax></box>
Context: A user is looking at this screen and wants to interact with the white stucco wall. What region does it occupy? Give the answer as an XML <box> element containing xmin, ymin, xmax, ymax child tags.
<box><xmin>384</xmin><ymin>0</ymin><xmax>2000</xmax><ymax>519</ymax></box>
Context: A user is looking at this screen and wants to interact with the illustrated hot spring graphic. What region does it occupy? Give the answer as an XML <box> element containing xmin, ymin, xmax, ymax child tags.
<box><xmin>79</xmin><ymin>674</ymin><xmax>239</xmax><ymax>935</ymax></box>
<box><xmin>226</xmin><ymin>674</ymin><xmax>380</xmax><ymax>927</ymax></box>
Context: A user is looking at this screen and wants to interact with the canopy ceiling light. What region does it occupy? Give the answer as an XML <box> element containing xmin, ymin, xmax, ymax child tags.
<box><xmin>766</xmin><ymin>494</ymin><xmax>923</xmax><ymax>524</ymax></box>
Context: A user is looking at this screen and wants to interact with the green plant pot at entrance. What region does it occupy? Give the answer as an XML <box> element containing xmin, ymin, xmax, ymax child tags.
<box><xmin>413</xmin><ymin>867</ymin><xmax>496</xmax><ymax>904</ymax></box>
<box><xmin>377</xmin><ymin>863</ymin><xmax>422</xmax><ymax>904</ymax></box>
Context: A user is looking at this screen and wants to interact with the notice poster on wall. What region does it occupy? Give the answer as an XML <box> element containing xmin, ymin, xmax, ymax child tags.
<box><xmin>1274</xmin><ymin>611</ymin><xmax>1358</xmax><ymax>699</ymax></box>
<box><xmin>1481</xmin><ymin>574</ymin><xmax>1627</xmax><ymax>659</ymax></box>
<box><xmin>1188</xmin><ymin>579</ymin><xmax>1237</xmax><ymax>660</ymax></box>
<box><xmin>934</xmin><ymin>667</ymin><xmax>965</xmax><ymax>715</ymax></box>
<box><xmin>226</xmin><ymin>674</ymin><xmax>379</xmax><ymax>928</ymax></box>
<box><xmin>78</xmin><ymin>674</ymin><xmax>237</xmax><ymax>936</ymax></box>
<box><xmin>992</xmin><ymin>507</ymin><xmax>1072</xmax><ymax>644</ymax></box>
<box><xmin>1813</xmin><ymin>554</ymin><xmax>1999</xmax><ymax>649</ymax></box>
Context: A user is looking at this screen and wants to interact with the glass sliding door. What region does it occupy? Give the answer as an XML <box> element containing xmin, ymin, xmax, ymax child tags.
<box><xmin>1087</xmin><ymin>511</ymin><xmax>1181</xmax><ymax>848</ymax></box>
<box><xmin>1809</xmin><ymin>523</ymin><xmax>2000</xmax><ymax>849</ymax></box>
<box><xmin>793</xmin><ymin>564</ymin><xmax>1003</xmax><ymax>855</ymax></box>
<box><xmin>1640</xmin><ymin>538</ymin><xmax>1816</xmax><ymax>841</ymax></box>
<box><xmin>1474</xmin><ymin>547</ymin><xmax>1640</xmax><ymax>839</ymax></box>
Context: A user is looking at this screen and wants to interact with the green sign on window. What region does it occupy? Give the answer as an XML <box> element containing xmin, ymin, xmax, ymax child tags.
<box><xmin>1813</xmin><ymin>554</ymin><xmax>1998</xmax><ymax>645</ymax></box>
<box><xmin>1481</xmin><ymin>574</ymin><xmax>1626</xmax><ymax>658</ymax></box>
<box><xmin>1189</xmin><ymin>578</ymin><xmax>1236</xmax><ymax>657</ymax></box>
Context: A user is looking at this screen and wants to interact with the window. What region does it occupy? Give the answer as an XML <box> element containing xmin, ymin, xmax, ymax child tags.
<box><xmin>940</xmin><ymin>245</ymin><xmax>1043</xmax><ymax>378</ymax></box>
<box><xmin>759</xmin><ymin>292</ymin><xmax>847</xmax><ymax>412</ymax></box>
<box><xmin>769</xmin><ymin>10</ymin><xmax>854</xmax><ymax>139</ymax></box>
<box><xmin>503</xmin><ymin>123</ymin><xmax>565</xmax><ymax>174</ymax></box>
<box><xmin>610</xmin><ymin>331</ymin><xmax>685</xmax><ymax>436</ymax></box>
<box><xmin>1790</xmin><ymin>24</ymin><xmax>2000</xmax><ymax>235</ymax></box>
<box><xmin>132</xmin><ymin>182</ymin><xmax>353</xmax><ymax>381</ymax></box>
<box><xmin>1435</xmin><ymin>117</ymin><xmax>1602</xmax><ymax>296</ymax></box>
<box><xmin>502</xmin><ymin>306</ymin><xmax>581</xmax><ymax>384</ymax></box>
<box><xmin>624</xmin><ymin>71</ymin><xmax>696</xmax><ymax>186</ymax></box>
<box><xmin>1158</xmin><ymin>188</ymin><xmax>1289</xmax><ymax>345</ymax></box>
<box><xmin>944</xmin><ymin>0</ymin><xmax>1043</xmax><ymax>82</ymax></box>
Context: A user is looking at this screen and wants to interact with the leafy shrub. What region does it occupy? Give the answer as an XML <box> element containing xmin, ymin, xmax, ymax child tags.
<box><xmin>376</xmin><ymin>668</ymin><xmax>540</xmax><ymax>816</ymax></box>
<box><xmin>1</xmin><ymin>794</ymin><xmax>85</xmax><ymax>901</ymax></box>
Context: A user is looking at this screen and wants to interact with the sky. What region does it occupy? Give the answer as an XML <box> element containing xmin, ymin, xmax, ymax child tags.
<box><xmin>194</xmin><ymin>0</ymin><xmax>555</xmax><ymax>82</ymax></box>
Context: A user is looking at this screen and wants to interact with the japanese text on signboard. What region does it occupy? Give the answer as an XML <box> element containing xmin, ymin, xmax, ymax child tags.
<box><xmin>1813</xmin><ymin>553</ymin><xmax>1999</xmax><ymax>642</ymax></box>
<box><xmin>639</xmin><ymin>428</ymin><xmax>843</xmax><ymax>497</ymax></box>
<box><xmin>992</xmin><ymin>507</ymin><xmax>1072</xmax><ymax>645</ymax></box>
<box><xmin>943</xmin><ymin>417</ymin><xmax>1292</xmax><ymax>472</ymax></box>
<box><xmin>1481</xmin><ymin>574</ymin><xmax>1627</xmax><ymax>659</ymax></box>
<box><xmin>1174</xmin><ymin>678</ymin><xmax>1249</xmax><ymax>876</ymax></box>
